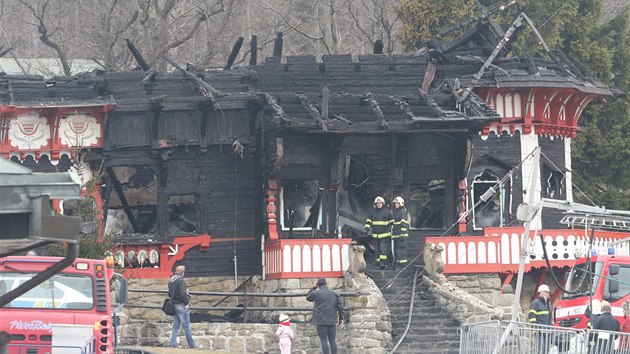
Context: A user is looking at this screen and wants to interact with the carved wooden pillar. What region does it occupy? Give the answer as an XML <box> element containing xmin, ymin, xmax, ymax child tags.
<box><xmin>458</xmin><ymin>179</ymin><xmax>468</xmax><ymax>233</ymax></box>
<box><xmin>266</xmin><ymin>179</ymin><xmax>279</xmax><ymax>240</ymax></box>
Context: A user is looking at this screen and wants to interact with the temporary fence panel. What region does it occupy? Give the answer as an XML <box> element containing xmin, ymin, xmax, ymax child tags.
<box><xmin>459</xmin><ymin>320</ymin><xmax>503</xmax><ymax>354</ymax></box>
<box><xmin>460</xmin><ymin>320</ymin><xmax>590</xmax><ymax>354</ymax></box>
<box><xmin>586</xmin><ymin>328</ymin><xmax>630</xmax><ymax>354</ymax></box>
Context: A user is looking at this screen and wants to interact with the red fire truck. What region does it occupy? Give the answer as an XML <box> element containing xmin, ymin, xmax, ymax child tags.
<box><xmin>0</xmin><ymin>256</ymin><xmax>128</xmax><ymax>354</ymax></box>
<box><xmin>554</xmin><ymin>252</ymin><xmax>630</xmax><ymax>329</ymax></box>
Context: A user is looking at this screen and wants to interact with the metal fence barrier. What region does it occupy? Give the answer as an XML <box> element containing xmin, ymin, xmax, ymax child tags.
<box><xmin>459</xmin><ymin>320</ymin><xmax>630</xmax><ymax>354</ymax></box>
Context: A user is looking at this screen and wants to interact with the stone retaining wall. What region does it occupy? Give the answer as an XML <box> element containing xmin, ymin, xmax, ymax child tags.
<box><xmin>118</xmin><ymin>244</ymin><xmax>392</xmax><ymax>353</ymax></box>
<box><xmin>421</xmin><ymin>243</ymin><xmax>516</xmax><ymax>324</ymax></box>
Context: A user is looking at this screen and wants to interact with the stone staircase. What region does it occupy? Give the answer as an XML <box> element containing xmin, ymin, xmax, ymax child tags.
<box><xmin>366</xmin><ymin>264</ymin><xmax>461</xmax><ymax>354</ymax></box>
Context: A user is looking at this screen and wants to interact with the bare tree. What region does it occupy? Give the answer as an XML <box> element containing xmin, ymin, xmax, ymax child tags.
<box><xmin>0</xmin><ymin>0</ymin><xmax>403</xmax><ymax>76</ymax></box>
<box><xmin>17</xmin><ymin>0</ymin><xmax>75</xmax><ymax>75</ymax></box>
<box><xmin>345</xmin><ymin>0</ymin><xmax>400</xmax><ymax>55</ymax></box>
<box><xmin>135</xmin><ymin>0</ymin><xmax>226</xmax><ymax>70</ymax></box>
<box><xmin>75</xmin><ymin>0</ymin><xmax>139</xmax><ymax>71</ymax></box>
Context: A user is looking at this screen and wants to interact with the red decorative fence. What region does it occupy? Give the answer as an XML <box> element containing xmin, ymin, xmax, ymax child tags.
<box><xmin>425</xmin><ymin>227</ymin><xmax>630</xmax><ymax>274</ymax></box>
<box><xmin>263</xmin><ymin>238</ymin><xmax>352</xmax><ymax>280</ymax></box>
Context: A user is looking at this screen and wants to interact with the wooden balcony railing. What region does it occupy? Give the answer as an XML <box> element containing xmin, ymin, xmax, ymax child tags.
<box><xmin>263</xmin><ymin>238</ymin><xmax>352</xmax><ymax>279</ymax></box>
<box><xmin>425</xmin><ymin>227</ymin><xmax>630</xmax><ymax>274</ymax></box>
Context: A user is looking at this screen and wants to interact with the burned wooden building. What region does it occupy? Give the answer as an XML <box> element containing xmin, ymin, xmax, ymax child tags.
<box><xmin>0</xmin><ymin>13</ymin><xmax>622</xmax><ymax>281</ymax></box>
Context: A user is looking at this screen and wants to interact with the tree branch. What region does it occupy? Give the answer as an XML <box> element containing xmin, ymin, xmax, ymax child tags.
<box><xmin>167</xmin><ymin>13</ymin><xmax>208</xmax><ymax>50</ymax></box>
<box><xmin>18</xmin><ymin>0</ymin><xmax>71</xmax><ymax>76</ymax></box>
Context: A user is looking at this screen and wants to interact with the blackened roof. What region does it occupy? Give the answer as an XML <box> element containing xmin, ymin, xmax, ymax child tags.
<box><xmin>243</xmin><ymin>54</ymin><xmax>501</xmax><ymax>133</ymax></box>
<box><xmin>424</xmin><ymin>19</ymin><xmax>613</xmax><ymax>96</ymax></box>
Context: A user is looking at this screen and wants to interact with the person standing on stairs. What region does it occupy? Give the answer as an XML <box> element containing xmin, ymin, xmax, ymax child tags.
<box><xmin>306</xmin><ymin>278</ymin><xmax>344</xmax><ymax>354</ymax></box>
<box><xmin>391</xmin><ymin>196</ymin><xmax>410</xmax><ymax>267</ymax></box>
<box><xmin>364</xmin><ymin>196</ymin><xmax>393</xmax><ymax>270</ymax></box>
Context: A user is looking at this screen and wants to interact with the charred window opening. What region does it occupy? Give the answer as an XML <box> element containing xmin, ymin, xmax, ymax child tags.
<box><xmin>105</xmin><ymin>166</ymin><xmax>158</xmax><ymax>235</ymax></box>
<box><xmin>409</xmin><ymin>180</ymin><xmax>446</xmax><ymax>229</ymax></box>
<box><xmin>167</xmin><ymin>194</ymin><xmax>199</xmax><ymax>235</ymax></box>
<box><xmin>471</xmin><ymin>170</ymin><xmax>508</xmax><ymax>230</ymax></box>
<box><xmin>542</xmin><ymin>165</ymin><xmax>565</xmax><ymax>200</ymax></box>
<box><xmin>337</xmin><ymin>154</ymin><xmax>390</xmax><ymax>236</ymax></box>
<box><xmin>279</xmin><ymin>180</ymin><xmax>322</xmax><ymax>231</ymax></box>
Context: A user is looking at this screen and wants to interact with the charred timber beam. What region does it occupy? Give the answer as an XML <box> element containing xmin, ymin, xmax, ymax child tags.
<box><xmin>421</xmin><ymin>61</ymin><xmax>436</xmax><ymax>93</ymax></box>
<box><xmin>106</xmin><ymin>167</ymin><xmax>140</xmax><ymax>233</ymax></box>
<box><xmin>150</xmin><ymin>96</ymin><xmax>165</xmax><ymax>143</ymax></box>
<box><xmin>261</xmin><ymin>93</ymin><xmax>289</xmax><ymax>124</ymax></box>
<box><xmin>272</xmin><ymin>32</ymin><xmax>283</xmax><ymax>58</ymax></box>
<box><xmin>321</xmin><ymin>86</ymin><xmax>329</xmax><ymax>120</ymax></box>
<box><xmin>285</xmin><ymin>118</ymin><xmax>481</xmax><ymax>133</ymax></box>
<box><xmin>332</xmin><ymin>114</ymin><xmax>352</xmax><ymax>125</ymax></box>
<box><xmin>142</xmin><ymin>69</ymin><xmax>156</xmax><ymax>95</ymax></box>
<box><xmin>364</xmin><ymin>91</ymin><xmax>388</xmax><ymax>129</ymax></box>
<box><xmin>126</xmin><ymin>39</ymin><xmax>151</xmax><ymax>71</ymax></box>
<box><xmin>0</xmin><ymin>46</ymin><xmax>13</xmax><ymax>58</ymax></box>
<box><xmin>101</xmin><ymin>173</ymin><xmax>113</xmax><ymax>230</ymax></box>
<box><xmin>199</xmin><ymin>100</ymin><xmax>211</xmax><ymax>151</ymax></box>
<box><xmin>373</xmin><ymin>39</ymin><xmax>383</xmax><ymax>54</ymax></box>
<box><xmin>163</xmin><ymin>55</ymin><xmax>222</xmax><ymax>108</ymax></box>
<box><xmin>225</xmin><ymin>36</ymin><xmax>244</xmax><ymax>70</ymax></box>
<box><xmin>125</xmin><ymin>39</ymin><xmax>155</xmax><ymax>94</ymax></box>
<box><xmin>418</xmin><ymin>88</ymin><xmax>445</xmax><ymax>117</ymax></box>
<box><xmin>296</xmin><ymin>93</ymin><xmax>328</xmax><ymax>131</ymax></box>
<box><xmin>390</xmin><ymin>96</ymin><xmax>421</xmax><ymax>122</ymax></box>
<box><xmin>249</xmin><ymin>35</ymin><xmax>258</xmax><ymax>66</ymax></box>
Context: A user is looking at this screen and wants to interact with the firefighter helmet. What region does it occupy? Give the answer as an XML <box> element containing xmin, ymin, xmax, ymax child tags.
<box><xmin>393</xmin><ymin>196</ymin><xmax>405</xmax><ymax>206</ymax></box>
<box><xmin>374</xmin><ymin>196</ymin><xmax>385</xmax><ymax>204</ymax></box>
<box><xmin>537</xmin><ymin>284</ymin><xmax>550</xmax><ymax>293</ymax></box>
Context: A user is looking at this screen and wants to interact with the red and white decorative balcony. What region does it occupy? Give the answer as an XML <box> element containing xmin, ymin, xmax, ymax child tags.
<box><xmin>263</xmin><ymin>238</ymin><xmax>352</xmax><ymax>280</ymax></box>
<box><xmin>426</xmin><ymin>227</ymin><xmax>630</xmax><ymax>274</ymax></box>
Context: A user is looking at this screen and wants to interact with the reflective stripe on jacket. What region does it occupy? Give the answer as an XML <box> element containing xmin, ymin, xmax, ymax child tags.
<box><xmin>528</xmin><ymin>297</ymin><xmax>551</xmax><ymax>325</ymax></box>
<box><xmin>392</xmin><ymin>207</ymin><xmax>409</xmax><ymax>238</ymax></box>
<box><xmin>365</xmin><ymin>207</ymin><xmax>393</xmax><ymax>238</ymax></box>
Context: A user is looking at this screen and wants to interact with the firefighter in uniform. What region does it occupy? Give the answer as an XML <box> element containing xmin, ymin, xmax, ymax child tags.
<box><xmin>528</xmin><ymin>284</ymin><xmax>552</xmax><ymax>354</ymax></box>
<box><xmin>391</xmin><ymin>196</ymin><xmax>410</xmax><ymax>267</ymax></box>
<box><xmin>364</xmin><ymin>196</ymin><xmax>393</xmax><ymax>270</ymax></box>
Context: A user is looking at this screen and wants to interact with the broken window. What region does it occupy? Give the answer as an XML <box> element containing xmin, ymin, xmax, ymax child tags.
<box><xmin>279</xmin><ymin>179</ymin><xmax>322</xmax><ymax>231</ymax></box>
<box><xmin>542</xmin><ymin>164</ymin><xmax>565</xmax><ymax>200</ymax></box>
<box><xmin>105</xmin><ymin>166</ymin><xmax>158</xmax><ymax>235</ymax></box>
<box><xmin>408</xmin><ymin>180</ymin><xmax>446</xmax><ymax>229</ymax></box>
<box><xmin>471</xmin><ymin>170</ymin><xmax>509</xmax><ymax>230</ymax></box>
<box><xmin>167</xmin><ymin>194</ymin><xmax>199</xmax><ymax>235</ymax></box>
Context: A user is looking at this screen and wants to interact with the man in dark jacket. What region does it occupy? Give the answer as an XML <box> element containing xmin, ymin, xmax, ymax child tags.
<box><xmin>528</xmin><ymin>284</ymin><xmax>551</xmax><ymax>354</ymax></box>
<box><xmin>306</xmin><ymin>278</ymin><xmax>344</xmax><ymax>354</ymax></box>
<box><xmin>168</xmin><ymin>265</ymin><xmax>197</xmax><ymax>349</ymax></box>
<box><xmin>591</xmin><ymin>301</ymin><xmax>620</xmax><ymax>353</ymax></box>
<box><xmin>365</xmin><ymin>196</ymin><xmax>393</xmax><ymax>269</ymax></box>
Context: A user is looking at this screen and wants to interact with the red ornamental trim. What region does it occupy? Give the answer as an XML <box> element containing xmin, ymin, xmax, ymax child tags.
<box><xmin>120</xmin><ymin>234</ymin><xmax>212</xmax><ymax>279</ymax></box>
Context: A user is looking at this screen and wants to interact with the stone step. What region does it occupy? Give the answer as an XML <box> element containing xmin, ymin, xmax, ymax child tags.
<box><xmin>366</xmin><ymin>262</ymin><xmax>462</xmax><ymax>352</ymax></box>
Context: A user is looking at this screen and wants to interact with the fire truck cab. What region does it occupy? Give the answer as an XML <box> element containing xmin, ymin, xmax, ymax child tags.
<box><xmin>0</xmin><ymin>256</ymin><xmax>128</xmax><ymax>354</ymax></box>
<box><xmin>555</xmin><ymin>252</ymin><xmax>630</xmax><ymax>329</ymax></box>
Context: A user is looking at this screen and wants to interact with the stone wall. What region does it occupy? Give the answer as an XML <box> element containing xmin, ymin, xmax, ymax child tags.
<box><xmin>421</xmin><ymin>242</ymin><xmax>515</xmax><ymax>324</ymax></box>
<box><xmin>118</xmin><ymin>244</ymin><xmax>392</xmax><ymax>353</ymax></box>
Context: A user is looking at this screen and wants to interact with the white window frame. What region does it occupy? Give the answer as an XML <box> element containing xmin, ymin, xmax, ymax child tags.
<box><xmin>278</xmin><ymin>184</ymin><xmax>323</xmax><ymax>231</ymax></box>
